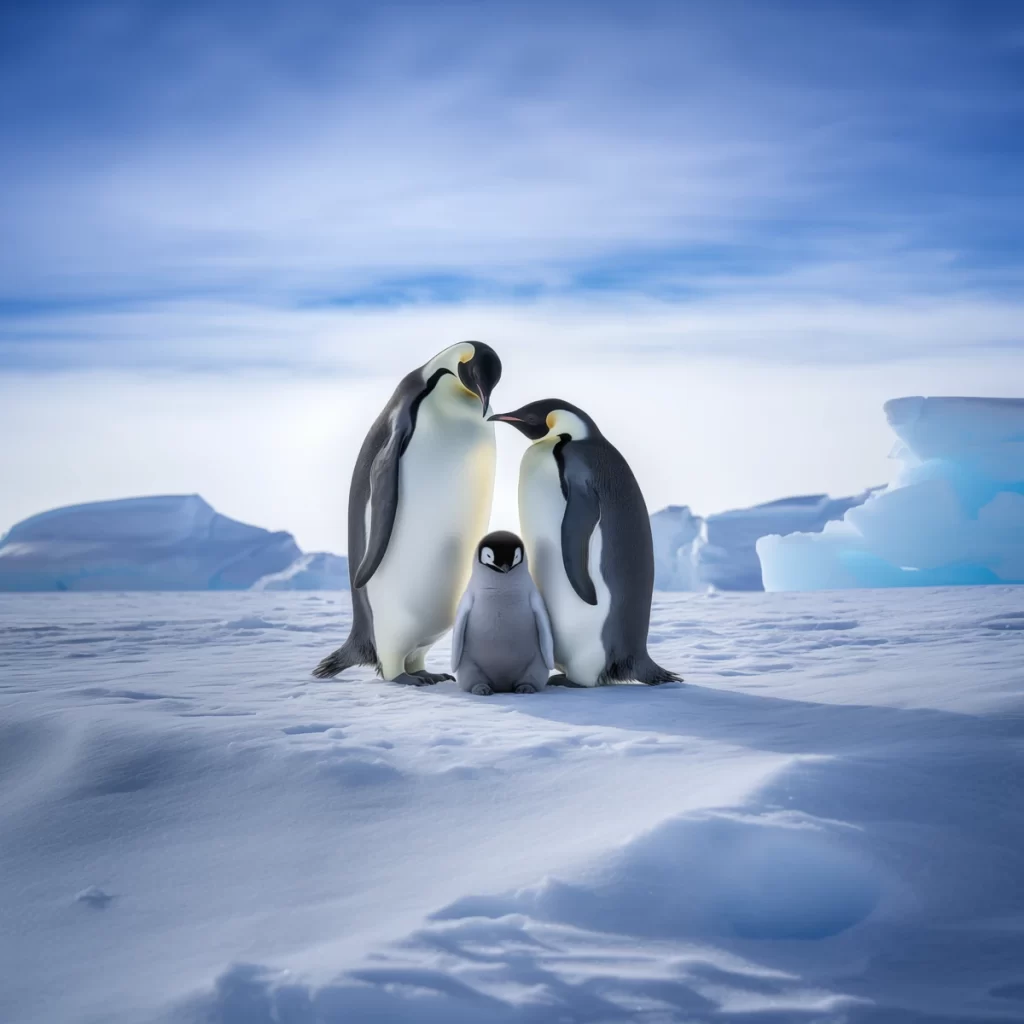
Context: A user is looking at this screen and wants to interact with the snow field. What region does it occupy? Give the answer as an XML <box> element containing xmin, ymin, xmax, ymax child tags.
<box><xmin>1</xmin><ymin>588</ymin><xmax>1023</xmax><ymax>1022</ymax></box>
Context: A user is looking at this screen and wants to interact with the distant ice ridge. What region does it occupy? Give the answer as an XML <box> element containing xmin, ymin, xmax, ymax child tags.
<box><xmin>758</xmin><ymin>396</ymin><xmax>1024</xmax><ymax>590</ymax></box>
<box><xmin>251</xmin><ymin>552</ymin><xmax>349</xmax><ymax>591</ymax></box>
<box><xmin>0</xmin><ymin>495</ymin><xmax>343</xmax><ymax>592</ymax></box>
<box><xmin>652</xmin><ymin>491</ymin><xmax>873</xmax><ymax>592</ymax></box>
<box><xmin>1</xmin><ymin>487</ymin><xmax>865</xmax><ymax>594</ymax></box>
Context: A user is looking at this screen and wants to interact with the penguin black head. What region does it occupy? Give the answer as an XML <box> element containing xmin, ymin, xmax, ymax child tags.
<box><xmin>457</xmin><ymin>342</ymin><xmax>503</xmax><ymax>416</ymax></box>
<box><xmin>489</xmin><ymin>399</ymin><xmax>599</xmax><ymax>441</ymax></box>
<box><xmin>477</xmin><ymin>530</ymin><xmax>524</xmax><ymax>574</ymax></box>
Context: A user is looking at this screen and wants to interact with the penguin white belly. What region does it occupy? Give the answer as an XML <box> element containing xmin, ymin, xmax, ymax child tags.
<box><xmin>367</xmin><ymin>396</ymin><xmax>495</xmax><ymax>677</ymax></box>
<box><xmin>519</xmin><ymin>442</ymin><xmax>611</xmax><ymax>686</ymax></box>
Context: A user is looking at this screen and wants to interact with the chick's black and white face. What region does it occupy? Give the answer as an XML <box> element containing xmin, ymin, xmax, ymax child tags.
<box><xmin>477</xmin><ymin>531</ymin><xmax>525</xmax><ymax>574</ymax></box>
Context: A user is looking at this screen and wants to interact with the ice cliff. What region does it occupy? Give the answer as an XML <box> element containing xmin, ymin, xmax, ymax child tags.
<box><xmin>650</xmin><ymin>505</ymin><xmax>704</xmax><ymax>590</ymax></box>
<box><xmin>651</xmin><ymin>491</ymin><xmax>873</xmax><ymax>592</ymax></box>
<box><xmin>757</xmin><ymin>397</ymin><xmax>1024</xmax><ymax>590</ymax></box>
<box><xmin>0</xmin><ymin>495</ymin><xmax>317</xmax><ymax>591</ymax></box>
<box><xmin>251</xmin><ymin>552</ymin><xmax>349</xmax><ymax>590</ymax></box>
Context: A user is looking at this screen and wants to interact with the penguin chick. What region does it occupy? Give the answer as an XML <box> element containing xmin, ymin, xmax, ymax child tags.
<box><xmin>451</xmin><ymin>531</ymin><xmax>555</xmax><ymax>696</ymax></box>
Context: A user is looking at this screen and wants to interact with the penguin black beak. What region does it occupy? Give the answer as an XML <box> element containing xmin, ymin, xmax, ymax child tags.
<box><xmin>460</xmin><ymin>363</ymin><xmax>494</xmax><ymax>416</ymax></box>
<box><xmin>488</xmin><ymin>411</ymin><xmax>545</xmax><ymax>440</ymax></box>
<box><xmin>474</xmin><ymin>371</ymin><xmax>493</xmax><ymax>418</ymax></box>
<box><xmin>461</xmin><ymin>343</ymin><xmax>502</xmax><ymax>417</ymax></box>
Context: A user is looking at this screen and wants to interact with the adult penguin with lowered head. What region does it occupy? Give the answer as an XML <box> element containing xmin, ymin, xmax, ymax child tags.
<box><xmin>490</xmin><ymin>399</ymin><xmax>679</xmax><ymax>688</ymax></box>
<box><xmin>314</xmin><ymin>342</ymin><xmax>502</xmax><ymax>686</ymax></box>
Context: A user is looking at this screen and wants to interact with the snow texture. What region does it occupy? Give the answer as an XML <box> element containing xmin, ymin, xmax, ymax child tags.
<box><xmin>652</xmin><ymin>492</ymin><xmax>872</xmax><ymax>592</ymax></box>
<box><xmin>759</xmin><ymin>397</ymin><xmax>1024</xmax><ymax>590</ymax></box>
<box><xmin>0</xmin><ymin>495</ymin><xmax>339</xmax><ymax>592</ymax></box>
<box><xmin>2</xmin><ymin>587</ymin><xmax>1023</xmax><ymax>1023</ymax></box>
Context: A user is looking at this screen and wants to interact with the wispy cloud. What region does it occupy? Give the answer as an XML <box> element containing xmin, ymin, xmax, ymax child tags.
<box><xmin>2</xmin><ymin>291</ymin><xmax>1022</xmax><ymax>375</ymax></box>
<box><xmin>2</xmin><ymin>1</ymin><xmax>1022</xmax><ymax>323</ymax></box>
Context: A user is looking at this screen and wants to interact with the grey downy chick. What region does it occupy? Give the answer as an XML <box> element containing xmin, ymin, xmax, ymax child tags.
<box><xmin>451</xmin><ymin>531</ymin><xmax>555</xmax><ymax>695</ymax></box>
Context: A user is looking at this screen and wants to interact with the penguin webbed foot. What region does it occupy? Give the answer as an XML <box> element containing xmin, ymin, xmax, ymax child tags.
<box><xmin>547</xmin><ymin>673</ymin><xmax>586</xmax><ymax>688</ymax></box>
<box><xmin>514</xmin><ymin>683</ymin><xmax>539</xmax><ymax>694</ymax></box>
<box><xmin>392</xmin><ymin>672</ymin><xmax>438</xmax><ymax>687</ymax></box>
<box><xmin>470</xmin><ymin>683</ymin><xmax>494</xmax><ymax>696</ymax></box>
<box><xmin>412</xmin><ymin>670</ymin><xmax>455</xmax><ymax>684</ymax></box>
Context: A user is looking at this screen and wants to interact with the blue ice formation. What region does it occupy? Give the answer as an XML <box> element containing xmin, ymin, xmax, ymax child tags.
<box><xmin>0</xmin><ymin>495</ymin><xmax>337</xmax><ymax>591</ymax></box>
<box><xmin>758</xmin><ymin>397</ymin><xmax>1024</xmax><ymax>590</ymax></box>
<box><xmin>652</xmin><ymin>491</ymin><xmax>873</xmax><ymax>592</ymax></box>
<box><xmin>251</xmin><ymin>551</ymin><xmax>349</xmax><ymax>590</ymax></box>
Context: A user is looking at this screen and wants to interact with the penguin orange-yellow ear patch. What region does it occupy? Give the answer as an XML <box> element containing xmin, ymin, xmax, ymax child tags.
<box><xmin>458</xmin><ymin>348</ymin><xmax>473</xmax><ymax>363</ymax></box>
<box><xmin>545</xmin><ymin>413</ymin><xmax>556</xmax><ymax>430</ymax></box>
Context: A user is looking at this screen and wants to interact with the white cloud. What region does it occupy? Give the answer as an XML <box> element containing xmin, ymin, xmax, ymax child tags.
<box><xmin>3</xmin><ymin>292</ymin><xmax>1022</xmax><ymax>373</ymax></box>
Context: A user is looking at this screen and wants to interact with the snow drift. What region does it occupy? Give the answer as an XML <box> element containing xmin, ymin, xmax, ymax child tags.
<box><xmin>0</xmin><ymin>495</ymin><xmax>307</xmax><ymax>591</ymax></box>
<box><xmin>758</xmin><ymin>397</ymin><xmax>1024</xmax><ymax>590</ymax></box>
<box><xmin>652</xmin><ymin>491</ymin><xmax>873</xmax><ymax>592</ymax></box>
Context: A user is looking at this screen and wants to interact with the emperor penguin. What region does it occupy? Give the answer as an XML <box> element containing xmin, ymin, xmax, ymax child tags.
<box><xmin>490</xmin><ymin>399</ymin><xmax>679</xmax><ymax>688</ymax></box>
<box><xmin>313</xmin><ymin>342</ymin><xmax>502</xmax><ymax>686</ymax></box>
<box><xmin>451</xmin><ymin>531</ymin><xmax>555</xmax><ymax>696</ymax></box>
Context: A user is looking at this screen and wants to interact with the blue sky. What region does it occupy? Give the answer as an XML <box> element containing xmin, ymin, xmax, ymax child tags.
<box><xmin>2</xmin><ymin>1</ymin><xmax>1023</xmax><ymax>548</ymax></box>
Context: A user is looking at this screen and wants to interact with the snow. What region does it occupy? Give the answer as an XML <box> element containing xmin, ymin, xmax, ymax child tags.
<box><xmin>652</xmin><ymin>492</ymin><xmax>873</xmax><ymax>592</ymax></box>
<box><xmin>2</xmin><ymin>587</ymin><xmax>1023</xmax><ymax>1023</ymax></box>
<box><xmin>0</xmin><ymin>495</ymin><xmax>338</xmax><ymax>592</ymax></box>
<box><xmin>759</xmin><ymin>397</ymin><xmax>1024</xmax><ymax>590</ymax></box>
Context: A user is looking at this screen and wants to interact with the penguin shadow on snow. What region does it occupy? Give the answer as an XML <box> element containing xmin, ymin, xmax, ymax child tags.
<box><xmin>502</xmin><ymin>682</ymin><xmax>1024</xmax><ymax>996</ymax></box>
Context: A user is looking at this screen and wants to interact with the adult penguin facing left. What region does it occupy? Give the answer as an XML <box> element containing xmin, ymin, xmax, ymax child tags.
<box><xmin>490</xmin><ymin>399</ymin><xmax>679</xmax><ymax>688</ymax></box>
<box><xmin>314</xmin><ymin>342</ymin><xmax>501</xmax><ymax>686</ymax></box>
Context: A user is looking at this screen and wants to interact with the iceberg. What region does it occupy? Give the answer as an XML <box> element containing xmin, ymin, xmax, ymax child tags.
<box><xmin>0</xmin><ymin>495</ymin><xmax>305</xmax><ymax>591</ymax></box>
<box><xmin>252</xmin><ymin>552</ymin><xmax>349</xmax><ymax>591</ymax></box>
<box><xmin>697</xmin><ymin>492</ymin><xmax>874</xmax><ymax>591</ymax></box>
<box><xmin>758</xmin><ymin>397</ymin><xmax>1024</xmax><ymax>590</ymax></box>
<box><xmin>650</xmin><ymin>505</ymin><xmax>704</xmax><ymax>590</ymax></box>
<box><xmin>651</xmin><ymin>492</ymin><xmax>873</xmax><ymax>592</ymax></box>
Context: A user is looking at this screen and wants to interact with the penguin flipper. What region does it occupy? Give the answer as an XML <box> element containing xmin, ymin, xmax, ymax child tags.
<box><xmin>559</xmin><ymin>468</ymin><xmax>600</xmax><ymax>606</ymax></box>
<box><xmin>530</xmin><ymin>590</ymin><xmax>556</xmax><ymax>670</ymax></box>
<box><xmin>450</xmin><ymin>591</ymin><xmax>474</xmax><ymax>672</ymax></box>
<box><xmin>353</xmin><ymin>411</ymin><xmax>412</xmax><ymax>589</ymax></box>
